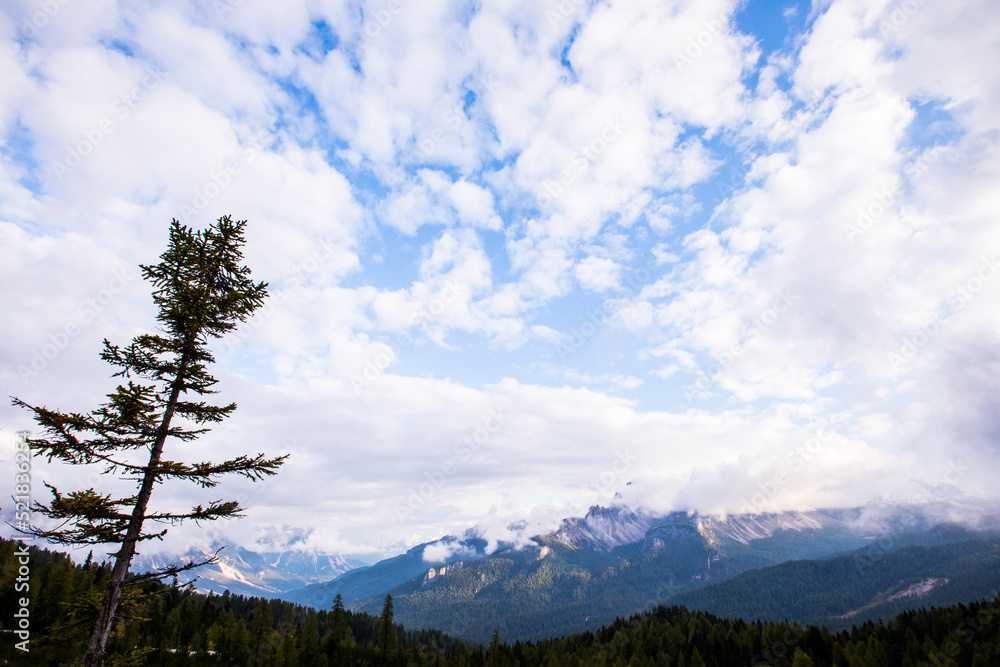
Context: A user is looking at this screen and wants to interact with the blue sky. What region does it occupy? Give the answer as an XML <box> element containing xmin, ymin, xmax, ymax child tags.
<box><xmin>2</xmin><ymin>0</ymin><xmax>999</xmax><ymax>558</ymax></box>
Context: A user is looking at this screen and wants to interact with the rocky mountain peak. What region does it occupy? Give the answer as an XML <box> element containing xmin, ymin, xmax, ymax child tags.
<box><xmin>550</xmin><ymin>504</ymin><xmax>655</xmax><ymax>551</ymax></box>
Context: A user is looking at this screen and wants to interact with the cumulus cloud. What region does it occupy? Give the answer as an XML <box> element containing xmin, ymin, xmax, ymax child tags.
<box><xmin>573</xmin><ymin>256</ymin><xmax>622</xmax><ymax>292</ymax></box>
<box><xmin>2</xmin><ymin>0</ymin><xmax>999</xmax><ymax>559</ymax></box>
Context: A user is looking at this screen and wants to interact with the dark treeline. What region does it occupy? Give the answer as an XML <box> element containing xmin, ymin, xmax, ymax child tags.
<box><xmin>2</xmin><ymin>537</ymin><xmax>1000</xmax><ymax>666</ymax></box>
<box><xmin>0</xmin><ymin>538</ymin><xmax>459</xmax><ymax>666</ymax></box>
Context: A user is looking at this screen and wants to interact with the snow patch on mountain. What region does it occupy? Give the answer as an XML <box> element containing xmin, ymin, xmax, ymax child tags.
<box><xmin>132</xmin><ymin>544</ymin><xmax>362</xmax><ymax>597</ymax></box>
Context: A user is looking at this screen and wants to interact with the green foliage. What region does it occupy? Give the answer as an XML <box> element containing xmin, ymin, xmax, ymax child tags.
<box><xmin>0</xmin><ymin>538</ymin><xmax>462</xmax><ymax>666</ymax></box>
<box><xmin>356</xmin><ymin>531</ymin><xmax>1000</xmax><ymax>646</ymax></box>
<box><xmin>343</xmin><ymin>518</ymin><xmax>899</xmax><ymax>643</ymax></box>
<box><xmin>12</xmin><ymin>216</ymin><xmax>286</xmax><ymax>666</ymax></box>
<box><xmin>378</xmin><ymin>594</ymin><xmax>397</xmax><ymax>661</ymax></box>
<box><xmin>14</xmin><ymin>216</ymin><xmax>282</xmax><ymax>551</ymax></box>
<box><xmin>106</xmin><ymin>647</ymin><xmax>157</xmax><ymax>667</ymax></box>
<box><xmin>3</xmin><ymin>536</ymin><xmax>1000</xmax><ymax>666</ymax></box>
<box><xmin>667</xmin><ymin>539</ymin><xmax>1000</xmax><ymax>630</ymax></box>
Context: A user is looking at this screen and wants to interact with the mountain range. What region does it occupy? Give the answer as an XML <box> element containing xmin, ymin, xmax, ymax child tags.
<box><xmin>134</xmin><ymin>502</ymin><xmax>1000</xmax><ymax>644</ymax></box>
<box><xmin>132</xmin><ymin>543</ymin><xmax>365</xmax><ymax>597</ymax></box>
<box><xmin>276</xmin><ymin>503</ymin><xmax>1000</xmax><ymax>643</ymax></box>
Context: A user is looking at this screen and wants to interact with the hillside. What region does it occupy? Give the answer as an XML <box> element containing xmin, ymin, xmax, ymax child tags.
<box><xmin>666</xmin><ymin>538</ymin><xmax>1000</xmax><ymax>630</ymax></box>
<box><xmin>300</xmin><ymin>507</ymin><xmax>886</xmax><ymax>643</ymax></box>
<box><xmin>280</xmin><ymin>505</ymin><xmax>1000</xmax><ymax>643</ymax></box>
<box><xmin>4</xmin><ymin>536</ymin><xmax>1000</xmax><ymax>666</ymax></box>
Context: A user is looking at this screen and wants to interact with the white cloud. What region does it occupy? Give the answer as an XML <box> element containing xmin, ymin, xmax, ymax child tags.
<box><xmin>573</xmin><ymin>256</ymin><xmax>621</xmax><ymax>292</ymax></box>
<box><xmin>444</xmin><ymin>179</ymin><xmax>503</xmax><ymax>230</ymax></box>
<box><xmin>2</xmin><ymin>0</ymin><xmax>999</xmax><ymax>559</ymax></box>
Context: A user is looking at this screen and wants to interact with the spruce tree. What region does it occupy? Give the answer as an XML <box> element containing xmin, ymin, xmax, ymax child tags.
<box><xmin>298</xmin><ymin>614</ymin><xmax>323</xmax><ymax>667</ymax></box>
<box><xmin>249</xmin><ymin>597</ymin><xmax>276</xmax><ymax>667</ymax></box>
<box><xmin>378</xmin><ymin>594</ymin><xmax>396</xmax><ymax>661</ymax></box>
<box><xmin>12</xmin><ymin>216</ymin><xmax>286</xmax><ymax>666</ymax></box>
<box><xmin>485</xmin><ymin>628</ymin><xmax>503</xmax><ymax>666</ymax></box>
<box><xmin>330</xmin><ymin>593</ymin><xmax>347</xmax><ymax>644</ymax></box>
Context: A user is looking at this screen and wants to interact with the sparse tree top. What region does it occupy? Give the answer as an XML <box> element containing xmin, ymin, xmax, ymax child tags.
<box><xmin>13</xmin><ymin>215</ymin><xmax>286</xmax><ymax>667</ymax></box>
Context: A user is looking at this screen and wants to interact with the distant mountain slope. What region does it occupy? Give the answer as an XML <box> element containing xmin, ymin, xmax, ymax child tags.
<box><xmin>330</xmin><ymin>507</ymin><xmax>884</xmax><ymax>642</ymax></box>
<box><xmin>279</xmin><ymin>504</ymin><xmax>1000</xmax><ymax>643</ymax></box>
<box><xmin>288</xmin><ymin>535</ymin><xmax>489</xmax><ymax>610</ymax></box>
<box><xmin>665</xmin><ymin>538</ymin><xmax>1000</xmax><ymax>629</ymax></box>
<box><xmin>133</xmin><ymin>544</ymin><xmax>362</xmax><ymax>597</ymax></box>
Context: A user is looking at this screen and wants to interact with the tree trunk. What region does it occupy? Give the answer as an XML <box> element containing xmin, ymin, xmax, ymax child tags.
<box><xmin>82</xmin><ymin>349</ymin><xmax>190</xmax><ymax>667</ymax></box>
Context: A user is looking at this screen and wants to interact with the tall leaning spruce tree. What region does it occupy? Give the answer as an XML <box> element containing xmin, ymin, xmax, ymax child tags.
<box><xmin>12</xmin><ymin>216</ymin><xmax>286</xmax><ymax>667</ymax></box>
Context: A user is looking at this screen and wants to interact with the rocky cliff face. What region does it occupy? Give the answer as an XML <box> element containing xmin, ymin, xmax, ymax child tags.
<box><xmin>551</xmin><ymin>505</ymin><xmax>656</xmax><ymax>551</ymax></box>
<box><xmin>695</xmin><ymin>510</ymin><xmax>830</xmax><ymax>545</ymax></box>
<box><xmin>422</xmin><ymin>560</ymin><xmax>465</xmax><ymax>586</ymax></box>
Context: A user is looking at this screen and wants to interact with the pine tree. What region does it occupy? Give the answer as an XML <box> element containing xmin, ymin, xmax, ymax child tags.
<box><xmin>485</xmin><ymin>628</ymin><xmax>503</xmax><ymax>666</ymax></box>
<box><xmin>231</xmin><ymin>618</ymin><xmax>252</xmax><ymax>664</ymax></box>
<box><xmin>378</xmin><ymin>594</ymin><xmax>397</xmax><ymax>662</ymax></box>
<box><xmin>299</xmin><ymin>614</ymin><xmax>325</xmax><ymax>667</ymax></box>
<box><xmin>331</xmin><ymin>593</ymin><xmax>347</xmax><ymax>644</ymax></box>
<box><xmin>276</xmin><ymin>633</ymin><xmax>300</xmax><ymax>667</ymax></box>
<box><xmin>12</xmin><ymin>216</ymin><xmax>286</xmax><ymax>666</ymax></box>
<box><xmin>250</xmin><ymin>598</ymin><xmax>276</xmax><ymax>667</ymax></box>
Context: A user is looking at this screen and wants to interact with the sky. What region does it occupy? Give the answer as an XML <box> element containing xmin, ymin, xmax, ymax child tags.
<box><xmin>1</xmin><ymin>0</ymin><xmax>999</xmax><ymax>561</ymax></box>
